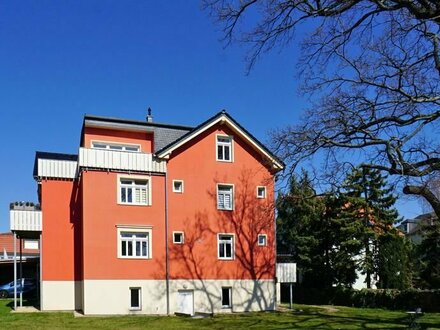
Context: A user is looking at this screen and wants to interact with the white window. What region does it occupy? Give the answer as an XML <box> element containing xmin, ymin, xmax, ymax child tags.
<box><xmin>216</xmin><ymin>135</ymin><xmax>233</xmax><ymax>162</ymax></box>
<box><xmin>119</xmin><ymin>178</ymin><xmax>150</xmax><ymax>205</ymax></box>
<box><xmin>217</xmin><ymin>184</ymin><xmax>233</xmax><ymax>210</ymax></box>
<box><xmin>173</xmin><ymin>231</ymin><xmax>184</xmax><ymax>244</ymax></box>
<box><xmin>117</xmin><ymin>226</ymin><xmax>152</xmax><ymax>259</ymax></box>
<box><xmin>221</xmin><ymin>287</ymin><xmax>232</xmax><ymax>308</ymax></box>
<box><xmin>258</xmin><ymin>234</ymin><xmax>267</xmax><ymax>246</ymax></box>
<box><xmin>130</xmin><ymin>287</ymin><xmax>141</xmax><ymax>310</ymax></box>
<box><xmin>257</xmin><ymin>186</ymin><xmax>266</xmax><ymax>199</ymax></box>
<box><xmin>218</xmin><ymin>234</ymin><xmax>234</xmax><ymax>260</ymax></box>
<box><xmin>92</xmin><ymin>141</ymin><xmax>140</xmax><ymax>152</ymax></box>
<box><xmin>24</xmin><ymin>239</ymin><xmax>39</xmax><ymax>250</ymax></box>
<box><xmin>173</xmin><ymin>180</ymin><xmax>184</xmax><ymax>193</ymax></box>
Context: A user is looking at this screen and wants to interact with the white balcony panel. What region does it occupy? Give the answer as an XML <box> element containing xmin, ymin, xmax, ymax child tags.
<box><xmin>38</xmin><ymin>159</ymin><xmax>78</xmax><ymax>179</ymax></box>
<box><xmin>10</xmin><ymin>210</ymin><xmax>42</xmax><ymax>232</ymax></box>
<box><xmin>79</xmin><ymin>148</ymin><xmax>166</xmax><ymax>173</ymax></box>
<box><xmin>276</xmin><ymin>263</ymin><xmax>297</xmax><ymax>283</ymax></box>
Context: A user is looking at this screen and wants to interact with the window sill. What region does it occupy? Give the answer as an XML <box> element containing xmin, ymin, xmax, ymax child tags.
<box><xmin>118</xmin><ymin>202</ymin><xmax>151</xmax><ymax>207</ymax></box>
<box><xmin>218</xmin><ymin>258</ymin><xmax>234</xmax><ymax>261</ymax></box>
<box><xmin>118</xmin><ymin>256</ymin><xmax>151</xmax><ymax>260</ymax></box>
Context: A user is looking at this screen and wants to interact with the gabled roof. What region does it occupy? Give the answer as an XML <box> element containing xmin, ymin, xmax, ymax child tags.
<box><xmin>156</xmin><ymin>111</ymin><xmax>284</xmax><ymax>171</ymax></box>
<box><xmin>81</xmin><ymin>115</ymin><xmax>193</xmax><ymax>152</ymax></box>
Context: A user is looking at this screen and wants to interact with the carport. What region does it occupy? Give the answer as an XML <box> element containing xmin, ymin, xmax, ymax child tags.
<box><xmin>9</xmin><ymin>202</ymin><xmax>42</xmax><ymax>310</ymax></box>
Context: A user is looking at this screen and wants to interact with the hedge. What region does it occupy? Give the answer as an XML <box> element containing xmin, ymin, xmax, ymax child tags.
<box><xmin>281</xmin><ymin>284</ymin><xmax>440</xmax><ymax>312</ymax></box>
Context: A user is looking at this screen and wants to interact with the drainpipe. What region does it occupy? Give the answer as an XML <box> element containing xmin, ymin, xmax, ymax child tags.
<box><xmin>165</xmin><ymin>171</ymin><xmax>170</xmax><ymax>315</ymax></box>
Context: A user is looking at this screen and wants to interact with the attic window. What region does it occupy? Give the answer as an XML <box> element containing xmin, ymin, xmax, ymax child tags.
<box><xmin>216</xmin><ymin>135</ymin><xmax>233</xmax><ymax>162</ymax></box>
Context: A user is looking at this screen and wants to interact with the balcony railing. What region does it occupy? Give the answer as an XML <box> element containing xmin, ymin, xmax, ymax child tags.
<box><xmin>37</xmin><ymin>158</ymin><xmax>78</xmax><ymax>179</ymax></box>
<box><xmin>78</xmin><ymin>148</ymin><xmax>166</xmax><ymax>173</ymax></box>
<box><xmin>10</xmin><ymin>210</ymin><xmax>42</xmax><ymax>232</ymax></box>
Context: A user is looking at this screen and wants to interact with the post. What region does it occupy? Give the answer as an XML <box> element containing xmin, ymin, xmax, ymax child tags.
<box><xmin>13</xmin><ymin>233</ymin><xmax>17</xmax><ymax>310</ymax></box>
<box><xmin>20</xmin><ymin>237</ymin><xmax>23</xmax><ymax>307</ymax></box>
<box><xmin>289</xmin><ymin>283</ymin><xmax>293</xmax><ymax>309</ymax></box>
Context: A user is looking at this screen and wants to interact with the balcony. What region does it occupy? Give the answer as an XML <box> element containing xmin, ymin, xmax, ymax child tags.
<box><xmin>10</xmin><ymin>204</ymin><xmax>42</xmax><ymax>232</ymax></box>
<box><xmin>78</xmin><ymin>148</ymin><xmax>166</xmax><ymax>173</ymax></box>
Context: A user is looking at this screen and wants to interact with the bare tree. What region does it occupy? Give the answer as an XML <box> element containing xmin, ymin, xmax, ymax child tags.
<box><xmin>204</xmin><ymin>1</ymin><xmax>440</xmax><ymax>218</ymax></box>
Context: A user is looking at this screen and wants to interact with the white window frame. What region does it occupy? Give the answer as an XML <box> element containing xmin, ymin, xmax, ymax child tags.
<box><xmin>129</xmin><ymin>287</ymin><xmax>142</xmax><ymax>310</ymax></box>
<box><xmin>217</xmin><ymin>184</ymin><xmax>234</xmax><ymax>211</ymax></box>
<box><xmin>256</xmin><ymin>186</ymin><xmax>267</xmax><ymax>199</ymax></box>
<box><xmin>91</xmin><ymin>140</ymin><xmax>141</xmax><ymax>152</ymax></box>
<box><xmin>172</xmin><ymin>180</ymin><xmax>184</xmax><ymax>193</ymax></box>
<box><xmin>173</xmin><ymin>231</ymin><xmax>184</xmax><ymax>244</ymax></box>
<box><xmin>24</xmin><ymin>239</ymin><xmax>39</xmax><ymax>250</ymax></box>
<box><xmin>216</xmin><ymin>134</ymin><xmax>233</xmax><ymax>162</ymax></box>
<box><xmin>117</xmin><ymin>174</ymin><xmax>151</xmax><ymax>206</ymax></box>
<box><xmin>258</xmin><ymin>234</ymin><xmax>267</xmax><ymax>246</ymax></box>
<box><xmin>221</xmin><ymin>287</ymin><xmax>232</xmax><ymax>308</ymax></box>
<box><xmin>218</xmin><ymin>233</ymin><xmax>235</xmax><ymax>260</ymax></box>
<box><xmin>117</xmin><ymin>225</ymin><xmax>153</xmax><ymax>259</ymax></box>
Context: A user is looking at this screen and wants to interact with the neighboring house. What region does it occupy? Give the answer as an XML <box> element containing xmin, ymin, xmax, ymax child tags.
<box><xmin>9</xmin><ymin>110</ymin><xmax>284</xmax><ymax>315</ymax></box>
<box><xmin>0</xmin><ymin>231</ymin><xmax>40</xmax><ymax>284</ymax></box>
<box><xmin>397</xmin><ymin>212</ymin><xmax>437</xmax><ymax>244</ymax></box>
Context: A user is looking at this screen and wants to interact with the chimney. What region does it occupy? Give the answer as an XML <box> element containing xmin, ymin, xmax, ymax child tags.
<box><xmin>146</xmin><ymin>107</ymin><xmax>153</xmax><ymax>123</ymax></box>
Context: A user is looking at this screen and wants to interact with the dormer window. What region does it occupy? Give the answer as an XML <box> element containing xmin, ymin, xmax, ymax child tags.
<box><xmin>216</xmin><ymin>135</ymin><xmax>233</xmax><ymax>162</ymax></box>
<box><xmin>92</xmin><ymin>141</ymin><xmax>140</xmax><ymax>152</ymax></box>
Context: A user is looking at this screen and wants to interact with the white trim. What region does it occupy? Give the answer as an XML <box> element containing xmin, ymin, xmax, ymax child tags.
<box><xmin>91</xmin><ymin>140</ymin><xmax>141</xmax><ymax>152</ymax></box>
<box><xmin>173</xmin><ymin>231</ymin><xmax>184</xmax><ymax>244</ymax></box>
<box><xmin>116</xmin><ymin>226</ymin><xmax>153</xmax><ymax>259</ymax></box>
<box><xmin>217</xmin><ymin>233</ymin><xmax>235</xmax><ymax>260</ymax></box>
<box><xmin>129</xmin><ymin>287</ymin><xmax>142</xmax><ymax>311</ymax></box>
<box><xmin>216</xmin><ymin>134</ymin><xmax>234</xmax><ymax>162</ymax></box>
<box><xmin>117</xmin><ymin>174</ymin><xmax>152</xmax><ymax>206</ymax></box>
<box><xmin>256</xmin><ymin>186</ymin><xmax>266</xmax><ymax>199</ymax></box>
<box><xmin>257</xmin><ymin>234</ymin><xmax>267</xmax><ymax>246</ymax></box>
<box><xmin>217</xmin><ymin>183</ymin><xmax>234</xmax><ymax>211</ymax></box>
<box><xmin>156</xmin><ymin>113</ymin><xmax>284</xmax><ymax>170</ymax></box>
<box><xmin>221</xmin><ymin>286</ymin><xmax>232</xmax><ymax>308</ymax></box>
<box><xmin>172</xmin><ymin>180</ymin><xmax>184</xmax><ymax>193</ymax></box>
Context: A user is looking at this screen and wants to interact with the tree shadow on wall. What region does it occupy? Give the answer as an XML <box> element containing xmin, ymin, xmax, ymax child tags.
<box><xmin>166</xmin><ymin>167</ymin><xmax>276</xmax><ymax>313</ymax></box>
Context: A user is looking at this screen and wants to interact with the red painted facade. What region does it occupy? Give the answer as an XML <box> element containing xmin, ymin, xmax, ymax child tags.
<box><xmin>34</xmin><ymin>111</ymin><xmax>283</xmax><ymax>312</ymax></box>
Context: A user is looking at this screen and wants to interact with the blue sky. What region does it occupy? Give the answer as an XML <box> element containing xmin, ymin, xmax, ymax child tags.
<box><xmin>0</xmin><ymin>1</ymin><xmax>422</xmax><ymax>232</ymax></box>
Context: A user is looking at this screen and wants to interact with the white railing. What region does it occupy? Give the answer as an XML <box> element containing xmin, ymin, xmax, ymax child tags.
<box><xmin>78</xmin><ymin>148</ymin><xmax>166</xmax><ymax>173</ymax></box>
<box><xmin>10</xmin><ymin>210</ymin><xmax>42</xmax><ymax>231</ymax></box>
<box><xmin>37</xmin><ymin>158</ymin><xmax>78</xmax><ymax>179</ymax></box>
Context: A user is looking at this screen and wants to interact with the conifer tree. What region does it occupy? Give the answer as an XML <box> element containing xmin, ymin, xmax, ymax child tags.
<box><xmin>418</xmin><ymin>220</ymin><xmax>440</xmax><ymax>288</ymax></box>
<box><xmin>341</xmin><ymin>167</ymin><xmax>402</xmax><ymax>288</ymax></box>
<box><xmin>276</xmin><ymin>171</ymin><xmax>329</xmax><ymax>287</ymax></box>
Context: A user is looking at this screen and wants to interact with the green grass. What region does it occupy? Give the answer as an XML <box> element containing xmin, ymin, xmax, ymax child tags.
<box><xmin>1</xmin><ymin>299</ymin><xmax>440</xmax><ymax>329</ymax></box>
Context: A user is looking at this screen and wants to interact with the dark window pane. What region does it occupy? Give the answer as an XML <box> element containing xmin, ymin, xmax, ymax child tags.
<box><xmin>226</xmin><ymin>243</ymin><xmax>232</xmax><ymax>257</ymax></box>
<box><xmin>130</xmin><ymin>288</ymin><xmax>140</xmax><ymax>308</ymax></box>
<box><xmin>121</xmin><ymin>188</ymin><xmax>126</xmax><ymax>202</ymax></box>
<box><xmin>127</xmin><ymin>188</ymin><xmax>132</xmax><ymax>203</ymax></box>
<box><xmin>218</xmin><ymin>146</ymin><xmax>223</xmax><ymax>159</ymax></box>
<box><xmin>127</xmin><ymin>241</ymin><xmax>132</xmax><ymax>256</ymax></box>
<box><xmin>222</xmin><ymin>288</ymin><xmax>230</xmax><ymax>306</ymax></box>
<box><xmin>122</xmin><ymin>241</ymin><xmax>126</xmax><ymax>256</ymax></box>
<box><xmin>224</xmin><ymin>146</ymin><xmax>230</xmax><ymax>160</ymax></box>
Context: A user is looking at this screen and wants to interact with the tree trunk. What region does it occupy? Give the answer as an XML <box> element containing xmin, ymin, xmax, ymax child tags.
<box><xmin>403</xmin><ymin>185</ymin><xmax>440</xmax><ymax>219</ymax></box>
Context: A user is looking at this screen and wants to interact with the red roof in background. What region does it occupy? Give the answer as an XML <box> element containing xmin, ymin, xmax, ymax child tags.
<box><xmin>0</xmin><ymin>233</ymin><xmax>39</xmax><ymax>255</ymax></box>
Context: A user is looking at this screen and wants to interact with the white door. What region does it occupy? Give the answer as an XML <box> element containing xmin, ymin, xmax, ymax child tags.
<box><xmin>178</xmin><ymin>290</ymin><xmax>194</xmax><ymax>315</ymax></box>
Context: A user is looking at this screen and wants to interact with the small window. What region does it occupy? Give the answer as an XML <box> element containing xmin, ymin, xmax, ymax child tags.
<box><xmin>24</xmin><ymin>239</ymin><xmax>39</xmax><ymax>250</ymax></box>
<box><xmin>257</xmin><ymin>186</ymin><xmax>266</xmax><ymax>199</ymax></box>
<box><xmin>130</xmin><ymin>287</ymin><xmax>141</xmax><ymax>310</ymax></box>
<box><xmin>119</xmin><ymin>178</ymin><xmax>150</xmax><ymax>205</ymax></box>
<box><xmin>173</xmin><ymin>180</ymin><xmax>184</xmax><ymax>193</ymax></box>
<box><xmin>258</xmin><ymin>234</ymin><xmax>267</xmax><ymax>246</ymax></box>
<box><xmin>216</xmin><ymin>136</ymin><xmax>233</xmax><ymax>162</ymax></box>
<box><xmin>218</xmin><ymin>234</ymin><xmax>234</xmax><ymax>260</ymax></box>
<box><xmin>221</xmin><ymin>287</ymin><xmax>232</xmax><ymax>308</ymax></box>
<box><xmin>217</xmin><ymin>184</ymin><xmax>233</xmax><ymax>210</ymax></box>
<box><xmin>173</xmin><ymin>232</ymin><xmax>184</xmax><ymax>244</ymax></box>
<box><xmin>117</xmin><ymin>227</ymin><xmax>152</xmax><ymax>259</ymax></box>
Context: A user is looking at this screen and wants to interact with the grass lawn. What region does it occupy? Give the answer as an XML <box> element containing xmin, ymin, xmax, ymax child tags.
<box><xmin>1</xmin><ymin>299</ymin><xmax>440</xmax><ymax>329</ymax></box>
